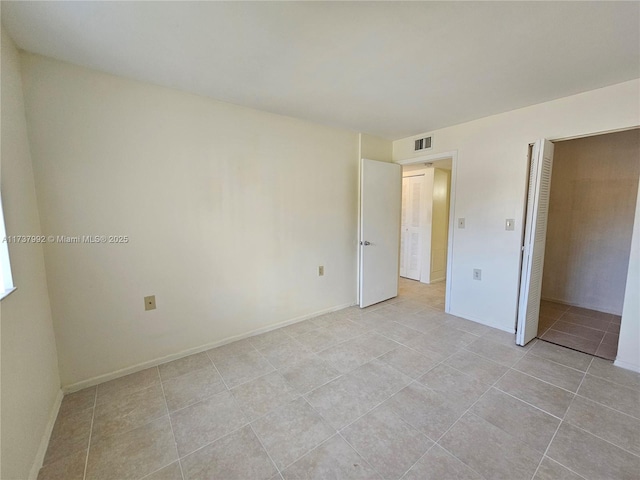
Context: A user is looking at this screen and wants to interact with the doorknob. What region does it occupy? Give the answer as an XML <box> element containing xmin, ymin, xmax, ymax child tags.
<box><xmin>361</xmin><ymin>241</ymin><xmax>371</xmax><ymax>246</ymax></box>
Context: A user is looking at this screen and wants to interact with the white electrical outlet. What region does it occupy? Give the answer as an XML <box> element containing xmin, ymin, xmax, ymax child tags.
<box><xmin>458</xmin><ymin>218</ymin><xmax>466</xmax><ymax>229</ymax></box>
<box><xmin>473</xmin><ymin>269</ymin><xmax>482</xmax><ymax>281</ymax></box>
<box><xmin>318</xmin><ymin>266</ymin><xmax>324</xmax><ymax>276</ymax></box>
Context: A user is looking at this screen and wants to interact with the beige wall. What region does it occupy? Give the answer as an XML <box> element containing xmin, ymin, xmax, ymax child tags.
<box><xmin>21</xmin><ymin>53</ymin><xmax>360</xmax><ymax>388</ymax></box>
<box><xmin>393</xmin><ymin>79</ymin><xmax>639</xmax><ymax>338</ymax></box>
<box><xmin>431</xmin><ymin>168</ymin><xmax>450</xmax><ymax>282</ymax></box>
<box><xmin>1</xmin><ymin>30</ymin><xmax>61</xmax><ymax>480</ymax></box>
<box><xmin>542</xmin><ymin>130</ymin><xmax>640</xmax><ymax>314</ymax></box>
<box><xmin>359</xmin><ymin>133</ymin><xmax>392</xmax><ymax>163</ymax></box>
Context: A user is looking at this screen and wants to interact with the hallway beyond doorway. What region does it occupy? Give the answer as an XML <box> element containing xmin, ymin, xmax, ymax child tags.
<box><xmin>398</xmin><ymin>277</ymin><xmax>445</xmax><ymax>311</ymax></box>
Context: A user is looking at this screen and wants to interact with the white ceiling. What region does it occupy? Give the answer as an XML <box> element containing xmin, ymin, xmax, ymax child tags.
<box><xmin>3</xmin><ymin>2</ymin><xmax>639</xmax><ymax>140</ymax></box>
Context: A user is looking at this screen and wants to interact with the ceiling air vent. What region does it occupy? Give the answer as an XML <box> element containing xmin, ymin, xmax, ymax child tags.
<box><xmin>414</xmin><ymin>136</ymin><xmax>432</xmax><ymax>151</ymax></box>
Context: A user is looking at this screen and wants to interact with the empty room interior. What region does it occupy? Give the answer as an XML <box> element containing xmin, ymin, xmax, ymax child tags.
<box><xmin>1</xmin><ymin>3</ymin><xmax>640</xmax><ymax>480</ymax></box>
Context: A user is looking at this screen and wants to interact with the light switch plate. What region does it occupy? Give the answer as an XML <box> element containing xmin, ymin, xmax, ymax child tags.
<box><xmin>505</xmin><ymin>219</ymin><xmax>515</xmax><ymax>231</ymax></box>
<box><xmin>458</xmin><ymin>218</ymin><xmax>465</xmax><ymax>229</ymax></box>
<box><xmin>318</xmin><ymin>266</ymin><xmax>324</xmax><ymax>276</ymax></box>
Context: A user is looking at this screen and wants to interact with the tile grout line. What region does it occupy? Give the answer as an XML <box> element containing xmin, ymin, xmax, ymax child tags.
<box><xmin>174</xmin><ymin>422</ymin><xmax>251</xmax><ymax>462</ymax></box>
<box><xmin>165</xmin><ymin>361</ymin><xmax>291</xmax><ymax>470</ymax></box>
<box><xmin>524</xmin><ymin>348</ymin><xmax>592</xmax><ymax>374</ymax></box>
<box><xmin>286</xmin><ymin>341</ymin><xmax>451</xmax><ymax>477</ymax></box>
<box><xmin>536</xmin><ymin>457</ymin><xmax>588</xmax><ymax>480</ymax></box>
<box><xmin>81</xmin><ymin>387</ymin><xmax>98</xmax><ymax>480</ymax></box>
<box><xmin>540</xmin><ymin>328</ymin><xmax>601</xmax><ymax>352</ymax></box>
<box><xmin>509</xmin><ymin>366</ymin><xmax>587</xmax><ymax>395</ymax></box>
<box><xmin>560</xmin><ymin>419</ymin><xmax>640</xmax><ymax>460</ymax></box>
<box><xmin>572</xmin><ymin>391</ymin><xmax>640</xmax><ymax>421</ymax></box>
<box><xmin>138</xmin><ymin>460</ymin><xmax>185</xmax><ymax>480</ymax></box>
<box><xmin>397</xmin><ymin>443</ymin><xmax>437</xmax><ymax>480</ymax></box>
<box><xmin>297</xmin><ymin>347</ymin><xmax>468</xmax><ymax>477</ymax></box>
<box><xmin>324</xmin><ymin>347</ymin><xmax>463</xmax><ymax>436</ymax></box>
<box><xmin>292</xmin><ymin>394</ymin><xmax>385</xmax><ymax>478</ymax></box>
<box><xmin>157</xmin><ymin>366</ymin><xmax>186</xmax><ymax>480</ymax></box>
<box><xmin>594</xmin><ymin>323</ymin><xmax>610</xmax><ymax>356</ymax></box>
<box><xmin>248</xmin><ymin>423</ymin><xmax>282</xmax><ymax>477</ymax></box>
<box><xmin>536</xmin><ymin>336</ymin><xmax>611</xmax><ymax>362</ymax></box>
<box><xmin>79</xmin><ymin>388</ymin><xmax>169</xmax><ymax>451</ymax></box>
<box><xmin>425</xmin><ymin>359</ymin><xmax>530</xmax><ymax>479</ymax></box>
<box><xmin>435</xmin><ymin>365</ymin><xmax>512</xmax><ymax>442</ymax></box>
<box><xmin>555</xmin><ymin>309</ymin><xmax>612</xmax><ymax>333</ymax></box>
<box><xmin>391</xmin><ymin>348</ymin><xmax>509</xmax><ymax>480</ymax></box>
<box><xmin>274</xmin><ymin>432</ymin><xmax>339</xmax><ymax>474</ymax></box>
<box><xmin>490</xmin><ymin>385</ymin><xmax>565</xmax><ymax>421</ymax></box>
<box><xmin>545</xmin><ymin>324</ymin><xmax>606</xmax><ymax>344</ymax></box>
<box><xmin>512</xmin><ymin>367</ymin><xmax>640</xmax><ymax>421</ymax></box>
<box><xmin>224</xmin><ymin>340</ymin><xmax>290</xmax><ymax>477</ymax></box>
<box><xmin>336</xmin><ymin>430</ymin><xmax>386</xmax><ymax>479</ymax></box>
<box><xmin>290</xmin><ymin>356</ymin><xmax>345</xmax><ymax>395</ymax></box>
<box><xmin>529</xmin><ymin>355</ymin><xmax>594</xmax><ymax>480</ymax></box>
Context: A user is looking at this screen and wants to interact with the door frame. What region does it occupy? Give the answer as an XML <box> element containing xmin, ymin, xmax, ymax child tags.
<box><xmin>396</xmin><ymin>150</ymin><xmax>457</xmax><ymax>313</ymax></box>
<box><xmin>518</xmin><ymin>127</ymin><xmax>640</xmax><ymax>363</ymax></box>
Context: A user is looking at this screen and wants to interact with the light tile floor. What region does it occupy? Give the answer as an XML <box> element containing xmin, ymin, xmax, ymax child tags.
<box><xmin>39</xmin><ymin>279</ymin><xmax>640</xmax><ymax>480</ymax></box>
<box><xmin>538</xmin><ymin>300</ymin><xmax>621</xmax><ymax>360</ymax></box>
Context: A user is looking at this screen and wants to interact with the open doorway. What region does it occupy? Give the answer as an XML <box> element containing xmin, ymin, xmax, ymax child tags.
<box><xmin>537</xmin><ymin>129</ymin><xmax>639</xmax><ymax>359</ymax></box>
<box><xmin>518</xmin><ymin>129</ymin><xmax>639</xmax><ymax>359</ymax></box>
<box><xmin>399</xmin><ymin>158</ymin><xmax>452</xmax><ymax>311</ymax></box>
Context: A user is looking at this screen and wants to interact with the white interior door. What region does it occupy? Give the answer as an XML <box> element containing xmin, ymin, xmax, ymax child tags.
<box><xmin>359</xmin><ymin>158</ymin><xmax>402</xmax><ymax>308</ymax></box>
<box><xmin>517</xmin><ymin>139</ymin><xmax>555</xmax><ymax>346</ymax></box>
<box><xmin>400</xmin><ymin>175</ymin><xmax>424</xmax><ymax>281</ymax></box>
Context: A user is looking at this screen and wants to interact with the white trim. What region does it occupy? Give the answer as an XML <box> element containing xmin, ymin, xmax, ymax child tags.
<box><xmin>356</xmin><ymin>156</ymin><xmax>364</xmax><ymax>306</ymax></box>
<box><xmin>613</xmin><ymin>359</ymin><xmax>640</xmax><ymax>373</ymax></box>
<box><xmin>28</xmin><ymin>389</ymin><xmax>64</xmax><ymax>480</ymax></box>
<box><xmin>0</xmin><ymin>286</ymin><xmax>17</xmax><ymax>300</ymax></box>
<box><xmin>395</xmin><ymin>150</ymin><xmax>458</xmax><ymax>314</ymax></box>
<box><xmin>63</xmin><ymin>301</ymin><xmax>355</xmax><ymax>393</ymax></box>
<box><xmin>448</xmin><ymin>307</ymin><xmax>515</xmax><ymax>333</ymax></box>
<box><xmin>395</xmin><ymin>150</ymin><xmax>458</xmax><ymax>166</ymax></box>
<box><xmin>550</xmin><ymin>125</ymin><xmax>639</xmax><ymax>143</ymax></box>
<box><xmin>540</xmin><ymin>296</ymin><xmax>622</xmax><ymax>316</ymax></box>
<box><xmin>0</xmin><ymin>194</ymin><xmax>15</xmax><ymax>294</ymax></box>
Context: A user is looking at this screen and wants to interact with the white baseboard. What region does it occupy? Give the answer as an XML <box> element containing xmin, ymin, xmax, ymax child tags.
<box><xmin>540</xmin><ymin>296</ymin><xmax>622</xmax><ymax>316</ymax></box>
<box><xmin>63</xmin><ymin>302</ymin><xmax>356</xmax><ymax>393</ymax></box>
<box><xmin>448</xmin><ymin>308</ymin><xmax>515</xmax><ymax>333</ymax></box>
<box><xmin>614</xmin><ymin>359</ymin><xmax>640</xmax><ymax>373</ymax></box>
<box><xmin>29</xmin><ymin>389</ymin><xmax>63</xmax><ymax>480</ymax></box>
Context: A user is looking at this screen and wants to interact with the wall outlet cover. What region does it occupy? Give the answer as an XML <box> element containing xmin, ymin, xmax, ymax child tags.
<box><xmin>144</xmin><ymin>295</ymin><xmax>156</xmax><ymax>311</ymax></box>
